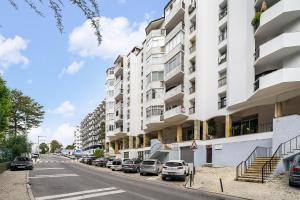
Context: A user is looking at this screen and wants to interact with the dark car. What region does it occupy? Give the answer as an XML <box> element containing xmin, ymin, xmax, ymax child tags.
<box><xmin>289</xmin><ymin>155</ymin><xmax>300</xmax><ymax>187</ymax></box>
<box><xmin>86</xmin><ymin>156</ymin><xmax>96</xmax><ymax>165</ymax></box>
<box><xmin>92</xmin><ymin>158</ymin><xmax>107</xmax><ymax>167</ymax></box>
<box><xmin>10</xmin><ymin>156</ymin><xmax>33</xmax><ymax>171</ymax></box>
<box><xmin>122</xmin><ymin>158</ymin><xmax>142</xmax><ymax>173</ymax></box>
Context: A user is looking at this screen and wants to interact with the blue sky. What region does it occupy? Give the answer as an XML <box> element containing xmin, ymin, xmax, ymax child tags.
<box><xmin>0</xmin><ymin>0</ymin><xmax>167</xmax><ymax>146</ymax></box>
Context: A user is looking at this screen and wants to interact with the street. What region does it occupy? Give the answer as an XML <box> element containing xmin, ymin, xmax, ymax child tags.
<box><xmin>29</xmin><ymin>155</ymin><xmax>241</xmax><ymax>200</ymax></box>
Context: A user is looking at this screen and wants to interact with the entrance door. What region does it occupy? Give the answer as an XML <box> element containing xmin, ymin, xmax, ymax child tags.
<box><xmin>206</xmin><ymin>146</ymin><xmax>212</xmax><ymax>163</ymax></box>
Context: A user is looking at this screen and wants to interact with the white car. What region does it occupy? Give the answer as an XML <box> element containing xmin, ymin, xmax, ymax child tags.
<box><xmin>162</xmin><ymin>160</ymin><xmax>190</xmax><ymax>181</ymax></box>
<box><xmin>111</xmin><ymin>158</ymin><xmax>130</xmax><ymax>171</ymax></box>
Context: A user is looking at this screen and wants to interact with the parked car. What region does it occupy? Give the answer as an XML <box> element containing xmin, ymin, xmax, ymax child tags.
<box><xmin>122</xmin><ymin>158</ymin><xmax>142</xmax><ymax>173</ymax></box>
<box><xmin>111</xmin><ymin>158</ymin><xmax>130</xmax><ymax>171</ymax></box>
<box><xmin>10</xmin><ymin>156</ymin><xmax>33</xmax><ymax>171</ymax></box>
<box><xmin>140</xmin><ymin>159</ymin><xmax>162</xmax><ymax>176</ymax></box>
<box><xmin>161</xmin><ymin>160</ymin><xmax>190</xmax><ymax>181</ymax></box>
<box><xmin>31</xmin><ymin>153</ymin><xmax>39</xmax><ymax>159</ymax></box>
<box><xmin>92</xmin><ymin>158</ymin><xmax>107</xmax><ymax>167</ymax></box>
<box><xmin>289</xmin><ymin>155</ymin><xmax>300</xmax><ymax>187</ymax></box>
<box><xmin>106</xmin><ymin>157</ymin><xmax>115</xmax><ymax>168</ymax></box>
<box><xmin>85</xmin><ymin>156</ymin><xmax>96</xmax><ymax>165</ymax></box>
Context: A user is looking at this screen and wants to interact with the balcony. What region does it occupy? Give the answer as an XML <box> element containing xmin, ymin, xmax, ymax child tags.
<box><xmin>145</xmin><ymin>115</ymin><xmax>164</xmax><ymax>130</ymax></box>
<box><xmin>146</xmin><ymin>46</ymin><xmax>165</xmax><ymax>60</ymax></box>
<box><xmin>114</xmin><ymin>88</ymin><xmax>123</xmax><ymax>101</ymax></box>
<box><xmin>189</xmin><ymin>86</ymin><xmax>195</xmax><ymax>94</ymax></box>
<box><xmin>189</xmin><ymin>107</ymin><xmax>195</xmax><ymax>115</ymax></box>
<box><xmin>219</xmin><ymin>7</ymin><xmax>227</xmax><ymax>21</ymax></box>
<box><xmin>115</xmin><ymin>113</ymin><xmax>123</xmax><ymax>123</ymax></box>
<box><xmin>188</xmin><ymin>1</ymin><xmax>196</xmax><ymax>15</ymax></box>
<box><xmin>164</xmin><ymin>84</ymin><xmax>184</xmax><ymax>103</ymax></box>
<box><xmin>218</xmin><ymin>53</ymin><xmax>227</xmax><ymax>65</ymax></box>
<box><xmin>255</xmin><ymin>0</ymin><xmax>300</xmax><ymax>40</ymax></box>
<box><xmin>218</xmin><ymin>31</ymin><xmax>227</xmax><ymax>44</ymax></box>
<box><xmin>189</xmin><ymin>45</ymin><xmax>196</xmax><ymax>54</ymax></box>
<box><xmin>164</xmin><ymin>105</ymin><xmax>187</xmax><ymax>123</ymax></box>
<box><xmin>254</xmin><ymin>32</ymin><xmax>300</xmax><ymax>68</ymax></box>
<box><xmin>114</xmin><ymin>63</ymin><xmax>123</xmax><ymax>77</ymax></box>
<box><xmin>164</xmin><ymin>64</ymin><xmax>184</xmax><ymax>85</ymax></box>
<box><xmin>218</xmin><ymin>99</ymin><xmax>227</xmax><ymax>109</ymax></box>
<box><xmin>189</xmin><ymin>65</ymin><xmax>195</xmax><ymax>74</ymax></box>
<box><xmin>218</xmin><ymin>77</ymin><xmax>227</xmax><ymax>87</ymax></box>
<box><xmin>164</xmin><ymin>0</ymin><xmax>185</xmax><ymax>31</ymax></box>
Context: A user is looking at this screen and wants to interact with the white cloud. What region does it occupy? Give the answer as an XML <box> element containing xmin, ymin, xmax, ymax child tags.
<box><xmin>117</xmin><ymin>0</ymin><xmax>127</xmax><ymax>4</ymax></box>
<box><xmin>68</xmin><ymin>16</ymin><xmax>147</xmax><ymax>59</ymax></box>
<box><xmin>50</xmin><ymin>101</ymin><xmax>75</xmax><ymax>117</ymax></box>
<box><xmin>0</xmin><ymin>34</ymin><xmax>29</xmax><ymax>72</ymax></box>
<box><xmin>27</xmin><ymin>79</ymin><xmax>33</xmax><ymax>84</ymax></box>
<box><xmin>59</xmin><ymin>61</ymin><xmax>84</xmax><ymax>77</ymax></box>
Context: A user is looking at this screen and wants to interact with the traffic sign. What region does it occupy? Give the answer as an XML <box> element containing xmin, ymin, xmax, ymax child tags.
<box><xmin>190</xmin><ymin>140</ymin><xmax>198</xmax><ymax>151</ymax></box>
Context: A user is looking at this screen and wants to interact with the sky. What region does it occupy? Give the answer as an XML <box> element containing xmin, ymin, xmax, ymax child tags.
<box><xmin>0</xmin><ymin>0</ymin><xmax>168</xmax><ymax>147</ymax></box>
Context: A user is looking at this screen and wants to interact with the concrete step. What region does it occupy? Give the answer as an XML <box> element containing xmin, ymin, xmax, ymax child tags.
<box><xmin>237</xmin><ymin>177</ymin><xmax>263</xmax><ymax>183</ymax></box>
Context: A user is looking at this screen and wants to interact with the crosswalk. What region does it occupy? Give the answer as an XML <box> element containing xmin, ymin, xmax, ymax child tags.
<box><xmin>37</xmin><ymin>160</ymin><xmax>76</xmax><ymax>164</ymax></box>
<box><xmin>35</xmin><ymin>187</ymin><xmax>126</xmax><ymax>200</ymax></box>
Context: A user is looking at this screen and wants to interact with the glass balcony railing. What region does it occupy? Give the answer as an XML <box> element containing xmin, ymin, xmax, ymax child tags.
<box><xmin>218</xmin><ymin>77</ymin><xmax>227</xmax><ymax>87</ymax></box>
<box><xmin>219</xmin><ymin>7</ymin><xmax>228</xmax><ymax>20</ymax></box>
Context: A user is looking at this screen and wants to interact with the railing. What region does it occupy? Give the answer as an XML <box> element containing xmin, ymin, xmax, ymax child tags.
<box><xmin>218</xmin><ymin>77</ymin><xmax>227</xmax><ymax>87</ymax></box>
<box><xmin>189</xmin><ymin>107</ymin><xmax>195</xmax><ymax>114</ymax></box>
<box><xmin>236</xmin><ymin>146</ymin><xmax>272</xmax><ymax>181</ymax></box>
<box><xmin>262</xmin><ymin>134</ymin><xmax>300</xmax><ymax>183</ymax></box>
<box><xmin>254</xmin><ymin>79</ymin><xmax>260</xmax><ymax>91</ymax></box>
<box><xmin>189</xmin><ymin>65</ymin><xmax>195</xmax><ymax>74</ymax></box>
<box><xmin>189</xmin><ymin>45</ymin><xmax>196</xmax><ymax>53</ymax></box>
<box><xmin>219</xmin><ymin>7</ymin><xmax>227</xmax><ymax>20</ymax></box>
<box><xmin>218</xmin><ymin>53</ymin><xmax>227</xmax><ymax>65</ymax></box>
<box><xmin>254</xmin><ymin>48</ymin><xmax>260</xmax><ymax>61</ymax></box>
<box><xmin>218</xmin><ymin>31</ymin><xmax>227</xmax><ymax>43</ymax></box>
<box><xmin>189</xmin><ymin>86</ymin><xmax>195</xmax><ymax>94</ymax></box>
<box><xmin>190</xmin><ymin>25</ymin><xmax>196</xmax><ymax>33</ymax></box>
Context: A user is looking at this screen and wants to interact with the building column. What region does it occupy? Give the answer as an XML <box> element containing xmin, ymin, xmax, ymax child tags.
<box><xmin>158</xmin><ymin>130</ymin><xmax>163</xmax><ymax>143</ymax></box>
<box><xmin>136</xmin><ymin>136</ymin><xmax>141</xmax><ymax>148</ymax></box>
<box><xmin>202</xmin><ymin>121</ymin><xmax>209</xmax><ymax>140</ymax></box>
<box><xmin>144</xmin><ymin>134</ymin><xmax>149</xmax><ymax>148</ymax></box>
<box><xmin>129</xmin><ymin>136</ymin><xmax>134</xmax><ymax>149</ymax></box>
<box><xmin>225</xmin><ymin>115</ymin><xmax>232</xmax><ymax>138</ymax></box>
<box><xmin>176</xmin><ymin>125</ymin><xmax>183</xmax><ymax>143</ymax></box>
<box><xmin>122</xmin><ymin>138</ymin><xmax>126</xmax><ymax>150</ymax></box>
<box><xmin>275</xmin><ymin>102</ymin><xmax>283</xmax><ymax>118</ymax></box>
<box><xmin>194</xmin><ymin>120</ymin><xmax>201</xmax><ymax>140</ymax></box>
<box><xmin>114</xmin><ymin>140</ymin><xmax>119</xmax><ymax>154</ymax></box>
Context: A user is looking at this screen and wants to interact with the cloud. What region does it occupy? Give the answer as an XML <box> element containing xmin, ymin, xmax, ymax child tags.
<box><xmin>68</xmin><ymin>16</ymin><xmax>147</xmax><ymax>59</ymax></box>
<box><xmin>59</xmin><ymin>61</ymin><xmax>84</xmax><ymax>77</ymax></box>
<box><xmin>117</xmin><ymin>0</ymin><xmax>127</xmax><ymax>4</ymax></box>
<box><xmin>27</xmin><ymin>79</ymin><xmax>33</xmax><ymax>84</ymax></box>
<box><xmin>29</xmin><ymin>124</ymin><xmax>75</xmax><ymax>147</ymax></box>
<box><xmin>50</xmin><ymin>101</ymin><xmax>75</xmax><ymax>117</ymax></box>
<box><xmin>0</xmin><ymin>34</ymin><xmax>29</xmax><ymax>72</ymax></box>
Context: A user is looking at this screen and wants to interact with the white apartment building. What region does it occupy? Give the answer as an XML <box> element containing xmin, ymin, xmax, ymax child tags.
<box><xmin>80</xmin><ymin>101</ymin><xmax>106</xmax><ymax>155</ymax></box>
<box><xmin>73</xmin><ymin>126</ymin><xmax>82</xmax><ymax>150</ymax></box>
<box><xmin>105</xmin><ymin>0</ymin><xmax>300</xmax><ymax>174</ymax></box>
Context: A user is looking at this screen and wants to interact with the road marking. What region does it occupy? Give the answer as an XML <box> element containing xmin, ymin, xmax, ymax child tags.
<box><xmin>35</xmin><ymin>187</ymin><xmax>117</xmax><ymax>200</ymax></box>
<box><xmin>35</xmin><ymin>168</ymin><xmax>65</xmax><ymax>170</ymax></box>
<box><xmin>61</xmin><ymin>190</ymin><xmax>126</xmax><ymax>200</ymax></box>
<box><xmin>29</xmin><ymin>174</ymin><xmax>79</xmax><ymax>179</ymax></box>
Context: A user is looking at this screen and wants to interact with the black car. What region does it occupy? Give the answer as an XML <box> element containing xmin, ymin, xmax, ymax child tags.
<box><xmin>289</xmin><ymin>155</ymin><xmax>300</xmax><ymax>187</ymax></box>
<box><xmin>10</xmin><ymin>156</ymin><xmax>33</xmax><ymax>171</ymax></box>
<box><xmin>86</xmin><ymin>156</ymin><xmax>96</xmax><ymax>165</ymax></box>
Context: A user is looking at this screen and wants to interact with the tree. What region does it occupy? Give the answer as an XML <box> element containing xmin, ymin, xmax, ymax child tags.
<box><xmin>50</xmin><ymin>140</ymin><xmax>62</xmax><ymax>153</ymax></box>
<box><xmin>6</xmin><ymin>0</ymin><xmax>102</xmax><ymax>45</ymax></box>
<box><xmin>93</xmin><ymin>149</ymin><xmax>104</xmax><ymax>158</ymax></box>
<box><xmin>66</xmin><ymin>145</ymin><xmax>75</xmax><ymax>150</ymax></box>
<box><xmin>39</xmin><ymin>143</ymin><xmax>49</xmax><ymax>154</ymax></box>
<box><xmin>5</xmin><ymin>135</ymin><xmax>31</xmax><ymax>156</ymax></box>
<box><xmin>9</xmin><ymin>90</ymin><xmax>45</xmax><ymax>136</ymax></box>
<box><xmin>99</xmin><ymin>121</ymin><xmax>105</xmax><ymax>149</ymax></box>
<box><xmin>0</xmin><ymin>77</ymin><xmax>11</xmax><ymax>135</ymax></box>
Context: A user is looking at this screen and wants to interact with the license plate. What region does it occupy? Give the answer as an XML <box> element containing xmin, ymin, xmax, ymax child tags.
<box><xmin>168</xmin><ymin>172</ymin><xmax>176</xmax><ymax>175</ymax></box>
<box><xmin>18</xmin><ymin>166</ymin><xmax>26</xmax><ymax>169</ymax></box>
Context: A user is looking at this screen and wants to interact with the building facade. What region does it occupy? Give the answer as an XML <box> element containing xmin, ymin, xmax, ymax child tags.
<box><xmin>105</xmin><ymin>0</ymin><xmax>300</xmax><ymax>166</ymax></box>
<box><xmin>73</xmin><ymin>126</ymin><xmax>82</xmax><ymax>150</ymax></box>
<box><xmin>80</xmin><ymin>101</ymin><xmax>106</xmax><ymax>155</ymax></box>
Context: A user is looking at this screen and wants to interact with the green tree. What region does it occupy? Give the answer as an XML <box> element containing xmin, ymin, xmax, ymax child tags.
<box><xmin>39</xmin><ymin>143</ymin><xmax>49</xmax><ymax>154</ymax></box>
<box><xmin>0</xmin><ymin>77</ymin><xmax>11</xmax><ymax>136</ymax></box>
<box><xmin>66</xmin><ymin>145</ymin><xmax>75</xmax><ymax>150</ymax></box>
<box><xmin>9</xmin><ymin>90</ymin><xmax>45</xmax><ymax>136</ymax></box>
<box><xmin>6</xmin><ymin>0</ymin><xmax>101</xmax><ymax>44</ymax></box>
<box><xmin>5</xmin><ymin>135</ymin><xmax>31</xmax><ymax>156</ymax></box>
<box><xmin>50</xmin><ymin>140</ymin><xmax>62</xmax><ymax>153</ymax></box>
<box><xmin>93</xmin><ymin>149</ymin><xmax>104</xmax><ymax>158</ymax></box>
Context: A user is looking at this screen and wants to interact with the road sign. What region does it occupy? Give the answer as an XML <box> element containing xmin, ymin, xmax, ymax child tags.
<box><xmin>190</xmin><ymin>140</ymin><xmax>198</xmax><ymax>151</ymax></box>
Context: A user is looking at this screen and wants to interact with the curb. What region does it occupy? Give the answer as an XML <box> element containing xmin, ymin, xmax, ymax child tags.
<box><xmin>184</xmin><ymin>186</ymin><xmax>253</xmax><ymax>200</ymax></box>
<box><xmin>26</xmin><ymin>170</ymin><xmax>35</xmax><ymax>200</ymax></box>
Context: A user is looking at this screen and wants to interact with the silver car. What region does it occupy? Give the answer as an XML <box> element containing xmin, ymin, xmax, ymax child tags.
<box><xmin>140</xmin><ymin>159</ymin><xmax>162</xmax><ymax>176</ymax></box>
<box><xmin>289</xmin><ymin>155</ymin><xmax>300</xmax><ymax>187</ymax></box>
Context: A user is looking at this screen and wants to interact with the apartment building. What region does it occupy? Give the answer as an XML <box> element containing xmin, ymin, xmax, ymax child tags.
<box><xmin>105</xmin><ymin>0</ymin><xmax>300</xmax><ymax>169</ymax></box>
<box><xmin>73</xmin><ymin>126</ymin><xmax>82</xmax><ymax>150</ymax></box>
<box><xmin>80</xmin><ymin>101</ymin><xmax>106</xmax><ymax>155</ymax></box>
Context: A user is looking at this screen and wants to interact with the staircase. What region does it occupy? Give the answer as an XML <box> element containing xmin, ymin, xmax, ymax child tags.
<box><xmin>236</xmin><ymin>134</ymin><xmax>300</xmax><ymax>183</ymax></box>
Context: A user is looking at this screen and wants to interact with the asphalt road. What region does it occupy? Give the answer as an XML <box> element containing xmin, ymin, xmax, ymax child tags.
<box><xmin>29</xmin><ymin>155</ymin><xmax>242</xmax><ymax>200</ymax></box>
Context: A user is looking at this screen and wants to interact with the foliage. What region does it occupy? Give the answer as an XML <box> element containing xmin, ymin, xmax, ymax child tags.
<box><xmin>4</xmin><ymin>135</ymin><xmax>31</xmax><ymax>156</ymax></box>
<box><xmin>93</xmin><ymin>149</ymin><xmax>104</xmax><ymax>158</ymax></box>
<box><xmin>50</xmin><ymin>140</ymin><xmax>62</xmax><ymax>153</ymax></box>
<box><xmin>9</xmin><ymin>90</ymin><xmax>45</xmax><ymax>136</ymax></box>
<box><xmin>208</xmin><ymin>119</ymin><xmax>216</xmax><ymax>136</ymax></box>
<box><xmin>251</xmin><ymin>11</ymin><xmax>262</xmax><ymax>29</ymax></box>
<box><xmin>6</xmin><ymin>0</ymin><xmax>102</xmax><ymax>45</ymax></box>
<box><xmin>65</xmin><ymin>145</ymin><xmax>75</xmax><ymax>150</ymax></box>
<box><xmin>39</xmin><ymin>143</ymin><xmax>49</xmax><ymax>154</ymax></box>
<box><xmin>0</xmin><ymin>77</ymin><xmax>11</xmax><ymax>135</ymax></box>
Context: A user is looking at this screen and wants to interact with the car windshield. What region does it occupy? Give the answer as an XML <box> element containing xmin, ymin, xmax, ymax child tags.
<box><xmin>15</xmin><ymin>157</ymin><xmax>29</xmax><ymax>161</ymax></box>
<box><xmin>113</xmin><ymin>160</ymin><xmax>121</xmax><ymax>165</ymax></box>
<box><xmin>166</xmin><ymin>162</ymin><xmax>182</xmax><ymax>167</ymax></box>
<box><xmin>142</xmin><ymin>161</ymin><xmax>155</xmax><ymax>165</ymax></box>
<box><xmin>124</xmin><ymin>160</ymin><xmax>133</xmax><ymax>164</ymax></box>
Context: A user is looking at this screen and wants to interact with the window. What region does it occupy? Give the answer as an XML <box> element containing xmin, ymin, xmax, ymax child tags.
<box><xmin>146</xmin><ymin>89</ymin><xmax>163</xmax><ymax>101</ymax></box>
<box><xmin>165</xmin><ymin>32</ymin><xmax>184</xmax><ymax>54</ymax></box>
<box><xmin>108</xmin><ymin>102</ymin><xmax>114</xmax><ymax>109</ymax></box>
<box><xmin>165</xmin><ymin>53</ymin><xmax>183</xmax><ymax>74</ymax></box>
<box><xmin>108</xmin><ymin>90</ymin><xmax>114</xmax><ymax>98</ymax></box>
<box><xmin>218</xmin><ymin>94</ymin><xmax>227</xmax><ymax>109</ymax></box>
<box><xmin>127</xmin><ymin>110</ymin><xmax>130</xmax><ymax>119</ymax></box>
<box><xmin>146</xmin><ymin>105</ymin><xmax>164</xmax><ymax>118</ymax></box>
<box><xmin>152</xmin><ymin>71</ymin><xmax>164</xmax><ymax>81</ymax></box>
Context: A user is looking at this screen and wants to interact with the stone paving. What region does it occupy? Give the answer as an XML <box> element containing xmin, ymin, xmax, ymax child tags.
<box><xmin>191</xmin><ymin>167</ymin><xmax>300</xmax><ymax>200</ymax></box>
<box><xmin>0</xmin><ymin>170</ymin><xmax>30</xmax><ymax>200</ymax></box>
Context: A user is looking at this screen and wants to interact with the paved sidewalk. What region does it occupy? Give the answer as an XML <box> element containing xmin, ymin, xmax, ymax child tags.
<box><xmin>190</xmin><ymin>167</ymin><xmax>300</xmax><ymax>200</ymax></box>
<box><xmin>0</xmin><ymin>170</ymin><xmax>30</xmax><ymax>200</ymax></box>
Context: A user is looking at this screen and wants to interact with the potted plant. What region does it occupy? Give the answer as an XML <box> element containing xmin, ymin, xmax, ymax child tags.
<box><xmin>251</xmin><ymin>11</ymin><xmax>262</xmax><ymax>31</ymax></box>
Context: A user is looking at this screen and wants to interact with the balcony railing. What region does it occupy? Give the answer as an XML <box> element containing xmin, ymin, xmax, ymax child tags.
<box><xmin>218</xmin><ymin>53</ymin><xmax>227</xmax><ymax>65</ymax></box>
<box><xmin>219</xmin><ymin>7</ymin><xmax>228</xmax><ymax>20</ymax></box>
<box><xmin>218</xmin><ymin>77</ymin><xmax>227</xmax><ymax>87</ymax></box>
<box><xmin>254</xmin><ymin>48</ymin><xmax>260</xmax><ymax>61</ymax></box>
<box><xmin>189</xmin><ymin>86</ymin><xmax>195</xmax><ymax>94</ymax></box>
<box><xmin>164</xmin><ymin>105</ymin><xmax>186</xmax><ymax>119</ymax></box>
<box><xmin>254</xmin><ymin>79</ymin><xmax>260</xmax><ymax>91</ymax></box>
<box><xmin>188</xmin><ymin>2</ymin><xmax>196</xmax><ymax>15</ymax></box>
<box><xmin>165</xmin><ymin>85</ymin><xmax>184</xmax><ymax>100</ymax></box>
<box><xmin>189</xmin><ymin>65</ymin><xmax>195</xmax><ymax>74</ymax></box>
<box><xmin>218</xmin><ymin>99</ymin><xmax>227</xmax><ymax>109</ymax></box>
<box><xmin>218</xmin><ymin>31</ymin><xmax>227</xmax><ymax>44</ymax></box>
<box><xmin>189</xmin><ymin>107</ymin><xmax>195</xmax><ymax>114</ymax></box>
<box><xmin>190</xmin><ymin>25</ymin><xmax>196</xmax><ymax>33</ymax></box>
<box><xmin>189</xmin><ymin>45</ymin><xmax>196</xmax><ymax>53</ymax></box>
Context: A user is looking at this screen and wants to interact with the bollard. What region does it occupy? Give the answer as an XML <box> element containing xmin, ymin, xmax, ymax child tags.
<box><xmin>219</xmin><ymin>178</ymin><xmax>224</xmax><ymax>192</ymax></box>
<box><xmin>190</xmin><ymin>173</ymin><xmax>193</xmax><ymax>187</ymax></box>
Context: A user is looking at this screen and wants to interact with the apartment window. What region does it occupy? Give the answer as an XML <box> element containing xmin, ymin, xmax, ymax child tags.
<box><xmin>108</xmin><ymin>102</ymin><xmax>114</xmax><ymax>109</ymax></box>
<box><xmin>165</xmin><ymin>53</ymin><xmax>183</xmax><ymax>74</ymax></box>
<box><xmin>218</xmin><ymin>70</ymin><xmax>227</xmax><ymax>87</ymax></box>
<box><xmin>146</xmin><ymin>105</ymin><xmax>164</xmax><ymax>118</ymax></box>
<box><xmin>127</xmin><ymin>97</ymin><xmax>130</xmax><ymax>107</ymax></box>
<box><xmin>107</xmin><ymin>79</ymin><xmax>114</xmax><ymax>86</ymax></box>
<box><xmin>108</xmin><ymin>125</ymin><xmax>114</xmax><ymax>131</ymax></box>
<box><xmin>109</xmin><ymin>70</ymin><xmax>114</xmax><ymax>75</ymax></box>
<box><xmin>146</xmin><ymin>88</ymin><xmax>163</xmax><ymax>101</ymax></box>
<box><xmin>107</xmin><ymin>90</ymin><xmax>114</xmax><ymax>98</ymax></box>
<box><xmin>127</xmin><ymin>110</ymin><xmax>130</xmax><ymax>119</ymax></box>
<box><xmin>165</xmin><ymin>32</ymin><xmax>184</xmax><ymax>54</ymax></box>
<box><xmin>152</xmin><ymin>71</ymin><xmax>164</xmax><ymax>81</ymax></box>
<box><xmin>218</xmin><ymin>94</ymin><xmax>227</xmax><ymax>109</ymax></box>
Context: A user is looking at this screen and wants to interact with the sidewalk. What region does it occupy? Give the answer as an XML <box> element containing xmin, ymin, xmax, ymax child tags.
<box><xmin>190</xmin><ymin>167</ymin><xmax>300</xmax><ymax>200</ymax></box>
<box><xmin>0</xmin><ymin>170</ymin><xmax>30</xmax><ymax>200</ymax></box>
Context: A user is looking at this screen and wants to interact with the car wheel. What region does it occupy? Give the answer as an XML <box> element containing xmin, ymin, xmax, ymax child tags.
<box><xmin>136</xmin><ymin>168</ymin><xmax>140</xmax><ymax>173</ymax></box>
<box><xmin>162</xmin><ymin>176</ymin><xmax>166</xmax><ymax>181</ymax></box>
<box><xmin>140</xmin><ymin>172</ymin><xmax>144</xmax><ymax>176</ymax></box>
<box><xmin>289</xmin><ymin>180</ymin><xmax>294</xmax><ymax>187</ymax></box>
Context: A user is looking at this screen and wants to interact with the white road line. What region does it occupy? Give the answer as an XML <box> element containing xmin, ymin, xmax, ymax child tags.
<box><xmin>35</xmin><ymin>168</ymin><xmax>65</xmax><ymax>170</ymax></box>
<box><xmin>29</xmin><ymin>174</ymin><xmax>79</xmax><ymax>179</ymax></box>
<box><xmin>35</xmin><ymin>187</ymin><xmax>117</xmax><ymax>200</ymax></box>
<box><xmin>61</xmin><ymin>190</ymin><xmax>126</xmax><ymax>200</ymax></box>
